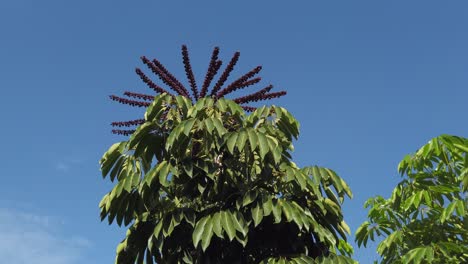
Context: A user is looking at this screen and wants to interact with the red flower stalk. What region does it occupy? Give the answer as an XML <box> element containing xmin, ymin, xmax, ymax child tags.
<box><xmin>200</xmin><ymin>47</ymin><xmax>220</xmax><ymax>98</ymax></box>
<box><xmin>261</xmin><ymin>91</ymin><xmax>287</xmax><ymax>100</ymax></box>
<box><xmin>111</xmin><ymin>119</ymin><xmax>145</xmax><ymax>127</ymax></box>
<box><xmin>110</xmin><ymin>95</ymin><xmax>151</xmax><ymax>107</ymax></box>
<box><xmin>135</xmin><ymin>68</ymin><xmax>169</xmax><ymax>95</ymax></box>
<box><xmin>235</xmin><ymin>77</ymin><xmax>262</xmax><ymax>90</ymax></box>
<box><xmin>123</xmin><ymin>91</ymin><xmax>155</xmax><ymax>101</ymax></box>
<box><xmin>141</xmin><ymin>56</ymin><xmax>187</xmax><ymax>97</ymax></box>
<box><xmin>233</xmin><ymin>85</ymin><xmax>274</xmax><ymax>104</ymax></box>
<box><xmin>181</xmin><ymin>45</ymin><xmax>199</xmax><ymax>99</ymax></box>
<box><xmin>151</xmin><ymin>58</ymin><xmax>191</xmax><ymax>98</ymax></box>
<box><xmin>241</xmin><ymin>106</ymin><xmax>257</xmax><ymax>112</ymax></box>
<box><xmin>111</xmin><ymin>129</ymin><xmax>136</xmax><ymax>136</ymax></box>
<box><xmin>210</xmin><ymin>51</ymin><xmax>240</xmax><ymax>96</ymax></box>
<box><xmin>216</xmin><ymin>66</ymin><xmax>262</xmax><ymax>98</ymax></box>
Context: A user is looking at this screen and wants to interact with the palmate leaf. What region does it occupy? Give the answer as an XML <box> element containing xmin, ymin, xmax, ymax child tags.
<box><xmin>236</xmin><ymin>130</ymin><xmax>248</xmax><ymax>152</ymax></box>
<box><xmin>144</xmin><ymin>93</ymin><xmax>172</xmax><ymax>121</ymax></box>
<box><xmin>257</xmin><ymin>133</ymin><xmax>269</xmax><ymax>159</ymax></box>
<box><xmin>100</xmin><ymin>142</ymin><xmax>127</xmax><ymax>178</ymax></box>
<box><xmin>401</xmin><ymin>246</ymin><xmax>434</xmax><ymax>264</ymax></box>
<box><xmin>247</xmin><ymin>128</ymin><xmax>258</xmax><ymax>152</ymax></box>
<box><xmin>211</xmin><ymin>212</ymin><xmax>223</xmax><ymax>238</ymax></box>
<box><xmin>225</xmin><ymin>132</ymin><xmax>238</xmax><ymax>154</ymax></box>
<box><xmin>231</xmin><ymin>210</ymin><xmax>248</xmax><ymax>237</ymax></box>
<box><xmin>221</xmin><ymin>211</ymin><xmax>236</xmax><ymax>241</ymax></box>
<box><xmin>376</xmin><ymin>230</ymin><xmax>402</xmax><ymax>255</ymax></box>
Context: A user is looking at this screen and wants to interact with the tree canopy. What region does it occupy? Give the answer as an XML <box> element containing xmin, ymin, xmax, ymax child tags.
<box><xmin>99</xmin><ymin>94</ymin><xmax>355</xmax><ymax>263</ymax></box>
<box><xmin>356</xmin><ymin>135</ymin><xmax>468</xmax><ymax>263</ymax></box>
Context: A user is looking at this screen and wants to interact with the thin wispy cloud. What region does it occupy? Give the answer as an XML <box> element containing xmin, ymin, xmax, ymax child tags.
<box><xmin>53</xmin><ymin>158</ymin><xmax>83</xmax><ymax>173</ymax></box>
<box><xmin>55</xmin><ymin>162</ymin><xmax>70</xmax><ymax>172</ymax></box>
<box><xmin>0</xmin><ymin>208</ymin><xmax>90</xmax><ymax>264</ymax></box>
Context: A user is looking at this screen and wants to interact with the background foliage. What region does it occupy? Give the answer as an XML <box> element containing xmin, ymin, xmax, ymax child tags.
<box><xmin>356</xmin><ymin>135</ymin><xmax>468</xmax><ymax>263</ymax></box>
<box><xmin>99</xmin><ymin>94</ymin><xmax>355</xmax><ymax>263</ymax></box>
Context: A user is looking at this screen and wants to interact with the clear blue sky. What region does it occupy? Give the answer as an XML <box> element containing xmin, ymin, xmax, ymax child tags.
<box><xmin>0</xmin><ymin>1</ymin><xmax>467</xmax><ymax>263</ymax></box>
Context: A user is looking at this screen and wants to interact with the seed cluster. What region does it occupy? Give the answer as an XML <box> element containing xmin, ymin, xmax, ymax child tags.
<box><xmin>110</xmin><ymin>45</ymin><xmax>287</xmax><ymax>135</ymax></box>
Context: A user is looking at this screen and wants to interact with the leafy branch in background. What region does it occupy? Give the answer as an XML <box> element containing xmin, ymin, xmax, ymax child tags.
<box><xmin>99</xmin><ymin>47</ymin><xmax>356</xmax><ymax>263</ymax></box>
<box><xmin>356</xmin><ymin>135</ymin><xmax>468</xmax><ymax>264</ymax></box>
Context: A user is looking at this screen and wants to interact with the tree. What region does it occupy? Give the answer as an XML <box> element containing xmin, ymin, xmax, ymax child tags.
<box><xmin>356</xmin><ymin>135</ymin><xmax>468</xmax><ymax>263</ymax></box>
<box><xmin>99</xmin><ymin>46</ymin><xmax>355</xmax><ymax>263</ymax></box>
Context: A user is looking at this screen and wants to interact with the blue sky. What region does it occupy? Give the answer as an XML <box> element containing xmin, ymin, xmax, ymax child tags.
<box><xmin>0</xmin><ymin>1</ymin><xmax>467</xmax><ymax>263</ymax></box>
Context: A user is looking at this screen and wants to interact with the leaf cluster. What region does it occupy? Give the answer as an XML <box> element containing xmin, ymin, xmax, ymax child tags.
<box><xmin>100</xmin><ymin>94</ymin><xmax>355</xmax><ymax>263</ymax></box>
<box><xmin>356</xmin><ymin>135</ymin><xmax>468</xmax><ymax>264</ymax></box>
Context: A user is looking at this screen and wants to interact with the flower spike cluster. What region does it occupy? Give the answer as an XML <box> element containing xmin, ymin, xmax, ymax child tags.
<box><xmin>110</xmin><ymin>45</ymin><xmax>287</xmax><ymax>135</ymax></box>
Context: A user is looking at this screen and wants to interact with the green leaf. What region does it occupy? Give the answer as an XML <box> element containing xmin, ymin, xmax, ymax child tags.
<box><xmin>192</xmin><ymin>216</ymin><xmax>210</xmax><ymax>247</ymax></box>
<box><xmin>183</xmin><ymin>161</ymin><xmax>193</xmax><ymax>177</ymax></box>
<box><xmin>204</xmin><ymin>118</ymin><xmax>214</xmax><ymax>134</ymax></box>
<box><xmin>293</xmin><ymin>169</ymin><xmax>307</xmax><ymax>190</ymax></box>
<box><xmin>262</xmin><ymin>197</ymin><xmax>273</xmax><ymax>216</ymax></box>
<box><xmin>230</xmin><ymin>211</ymin><xmax>247</xmax><ymax>237</ymax></box>
<box><xmin>128</xmin><ymin>122</ymin><xmax>151</xmax><ymax>149</ymax></box>
<box><xmin>123</xmin><ymin>174</ymin><xmax>134</xmax><ymax>192</ymax></box>
<box><xmin>455</xmin><ymin>200</ymin><xmax>465</xmax><ymax>216</ymax></box>
<box><xmin>272</xmin><ymin>200</ymin><xmax>282</xmax><ymax>223</ymax></box>
<box><xmin>144</xmin><ymin>94</ymin><xmax>165</xmax><ymax>121</ymax></box>
<box><xmin>100</xmin><ymin>142</ymin><xmax>125</xmax><ymax>178</ymax></box>
<box><xmin>266</xmin><ymin>135</ymin><xmax>281</xmax><ymax>163</ymax></box>
<box><xmin>212</xmin><ymin>212</ymin><xmax>223</xmax><ymax>238</ymax></box>
<box><xmin>216</xmin><ymin>98</ymin><xmax>228</xmax><ymax>112</ymax></box>
<box><xmin>221</xmin><ymin>211</ymin><xmax>236</xmax><ymax>241</ymax></box>
<box><xmin>143</xmin><ymin>163</ymin><xmax>159</xmax><ymax>187</ymax></box>
<box><xmin>242</xmin><ymin>191</ymin><xmax>258</xmax><ymax>207</ymax></box>
<box><xmin>281</xmin><ymin>200</ymin><xmax>293</xmax><ymax>222</ymax></box>
<box><xmin>201</xmin><ymin>217</ymin><xmax>214</xmax><ymax>251</ymax></box>
<box><xmin>109</xmin><ymin>157</ymin><xmax>125</xmax><ymax>182</ymax></box>
<box><xmin>247</xmin><ymin>128</ymin><xmax>258</xmax><ymax>152</ymax></box>
<box><xmin>236</xmin><ymin>130</ymin><xmax>248</xmax><ymax>152</ymax></box>
<box><xmin>183</xmin><ymin>118</ymin><xmax>196</xmax><ymax>136</ymax></box>
<box><xmin>403</xmin><ymin>193</ymin><xmax>416</xmax><ymax>211</ymax></box>
<box><xmin>401</xmin><ymin>246</ymin><xmax>434</xmax><ymax>264</ymax></box>
<box><xmin>257</xmin><ymin>133</ymin><xmax>269</xmax><ymax>159</ymax></box>
<box><xmin>251</xmin><ymin>204</ymin><xmax>264</xmax><ymax>227</ymax></box>
<box><xmin>355</xmin><ymin>221</ymin><xmax>370</xmax><ymax>247</ymax></box>
<box><xmin>153</xmin><ymin>220</ymin><xmax>164</xmax><ymax>238</ymax></box>
<box><xmin>165</xmin><ymin>123</ymin><xmax>184</xmax><ymax>150</ymax></box>
<box><xmin>175</xmin><ymin>95</ymin><xmax>192</xmax><ymax>114</ymax></box>
<box><xmin>289</xmin><ymin>202</ymin><xmax>305</xmax><ymax>230</ymax></box>
<box><xmin>158</xmin><ymin>161</ymin><xmax>171</xmax><ymax>187</ymax></box>
<box><xmin>226</xmin><ymin>133</ymin><xmax>238</xmax><ymax>154</ymax></box>
<box><xmin>428</xmin><ymin>185</ymin><xmax>460</xmax><ymax>194</ymax></box>
<box><xmin>441</xmin><ymin>200</ymin><xmax>459</xmax><ymax>222</ymax></box>
<box><xmin>184</xmin><ymin>211</ymin><xmax>196</xmax><ymax>227</ymax></box>
<box><xmin>212</xmin><ymin>118</ymin><xmax>226</xmax><ymax>135</ymax></box>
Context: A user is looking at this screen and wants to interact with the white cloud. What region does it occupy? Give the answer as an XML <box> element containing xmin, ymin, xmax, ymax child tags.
<box><xmin>54</xmin><ymin>158</ymin><xmax>82</xmax><ymax>172</ymax></box>
<box><xmin>55</xmin><ymin>162</ymin><xmax>70</xmax><ymax>172</ymax></box>
<box><xmin>0</xmin><ymin>208</ymin><xmax>90</xmax><ymax>264</ymax></box>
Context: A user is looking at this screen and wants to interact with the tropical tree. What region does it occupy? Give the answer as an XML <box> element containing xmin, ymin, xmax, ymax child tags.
<box><xmin>356</xmin><ymin>135</ymin><xmax>468</xmax><ymax>263</ymax></box>
<box><xmin>99</xmin><ymin>46</ymin><xmax>355</xmax><ymax>263</ymax></box>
